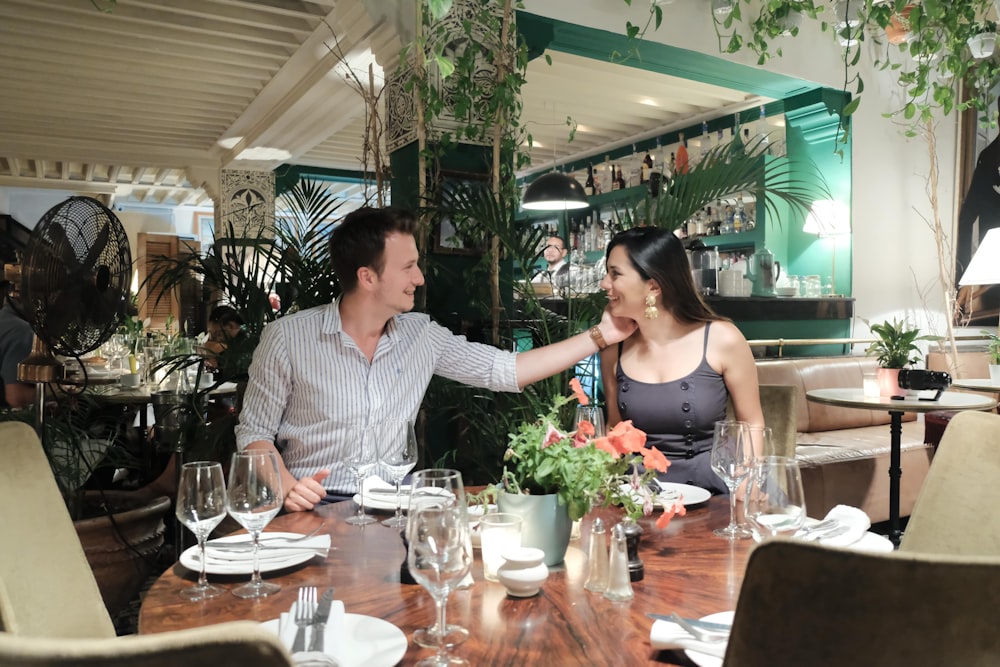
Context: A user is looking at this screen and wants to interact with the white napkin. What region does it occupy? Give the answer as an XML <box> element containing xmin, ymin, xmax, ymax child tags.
<box><xmin>649</xmin><ymin>619</ymin><xmax>728</xmax><ymax>658</ymax></box>
<box><xmin>276</xmin><ymin>600</ymin><xmax>347</xmax><ymax>666</ymax></box>
<box><xmin>361</xmin><ymin>475</ymin><xmax>402</xmax><ymax>495</ymax></box>
<box><xmin>203</xmin><ymin>535</ymin><xmax>330</xmax><ymax>563</ymax></box>
<box><xmin>814</xmin><ymin>505</ymin><xmax>870</xmax><ymax>548</ymax></box>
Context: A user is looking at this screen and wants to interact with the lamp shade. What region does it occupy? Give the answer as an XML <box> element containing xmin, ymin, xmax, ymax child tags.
<box><xmin>803</xmin><ymin>199</ymin><xmax>850</xmax><ymax>237</ymax></box>
<box><xmin>521</xmin><ymin>172</ymin><xmax>589</xmax><ymax>211</ymax></box>
<box><xmin>959</xmin><ymin>228</ymin><xmax>1000</xmax><ymax>286</ymax></box>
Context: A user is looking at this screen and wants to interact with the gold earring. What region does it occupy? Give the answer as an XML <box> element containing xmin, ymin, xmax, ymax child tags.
<box><xmin>644</xmin><ymin>294</ymin><xmax>659</xmax><ymax>320</ymax></box>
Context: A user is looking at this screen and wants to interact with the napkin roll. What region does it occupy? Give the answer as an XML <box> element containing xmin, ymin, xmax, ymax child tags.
<box><xmin>649</xmin><ymin>620</ymin><xmax>728</xmax><ymax>658</ymax></box>
<box><xmin>818</xmin><ymin>504</ymin><xmax>870</xmax><ymax>548</ymax></box>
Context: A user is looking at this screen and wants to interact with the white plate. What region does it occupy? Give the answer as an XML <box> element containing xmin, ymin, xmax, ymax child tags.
<box><xmin>684</xmin><ymin>611</ymin><xmax>734</xmax><ymax>667</ymax></box>
<box><xmin>620</xmin><ymin>482</ymin><xmax>712</xmax><ymax>509</ymax></box>
<box><xmin>261</xmin><ymin>614</ymin><xmax>407</xmax><ymax>667</ymax></box>
<box><xmin>180</xmin><ymin>532</ymin><xmax>330</xmax><ymax>575</ymax></box>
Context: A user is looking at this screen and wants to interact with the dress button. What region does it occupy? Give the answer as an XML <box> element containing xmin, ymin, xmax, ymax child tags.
<box><xmin>621</xmin><ymin>382</ymin><xmax>630</xmax><ymax>392</ymax></box>
<box><xmin>619</xmin><ymin>402</ymin><xmax>627</xmax><ymax>414</ymax></box>
<box><xmin>681</xmin><ymin>401</ymin><xmax>691</xmax><ymax>412</ymax></box>
<box><xmin>685</xmin><ymin>434</ymin><xmax>695</xmax><ymax>443</ymax></box>
<box><xmin>680</xmin><ymin>381</ymin><xmax>689</xmax><ymax>391</ymax></box>
<box><xmin>683</xmin><ymin>419</ymin><xmax>693</xmax><ymax>428</ymax></box>
<box><xmin>685</xmin><ymin>450</ymin><xmax>695</xmax><ymax>459</ymax></box>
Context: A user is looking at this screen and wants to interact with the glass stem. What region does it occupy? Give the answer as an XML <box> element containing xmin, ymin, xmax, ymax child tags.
<box><xmin>250</xmin><ymin>531</ymin><xmax>262</xmax><ymax>588</ymax></box>
<box><xmin>728</xmin><ymin>484</ymin><xmax>738</xmax><ymax>528</ymax></box>
<box><xmin>394</xmin><ymin>480</ymin><xmax>402</xmax><ymax>521</ymax></box>
<box><xmin>435</xmin><ymin>594</ymin><xmax>449</xmax><ymax>658</ymax></box>
<box><xmin>197</xmin><ymin>533</ymin><xmax>209</xmax><ymax>587</ymax></box>
<box><xmin>357</xmin><ymin>474</ymin><xmax>366</xmax><ymax>517</ymax></box>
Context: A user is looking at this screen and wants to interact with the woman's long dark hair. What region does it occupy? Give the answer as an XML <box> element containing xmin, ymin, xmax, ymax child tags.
<box><xmin>606</xmin><ymin>226</ymin><xmax>720</xmax><ymax>324</ymax></box>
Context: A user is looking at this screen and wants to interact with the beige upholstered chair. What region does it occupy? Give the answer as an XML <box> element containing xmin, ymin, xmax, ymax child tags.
<box><xmin>727</xmin><ymin>383</ymin><xmax>797</xmax><ymax>457</ymax></box>
<box><xmin>0</xmin><ymin>621</ymin><xmax>293</xmax><ymax>667</ymax></box>
<box><xmin>900</xmin><ymin>410</ymin><xmax>1000</xmax><ymax>556</ymax></box>
<box><xmin>723</xmin><ymin>539</ymin><xmax>1000</xmax><ymax>667</ymax></box>
<box><xmin>0</xmin><ymin>421</ymin><xmax>115</xmax><ymax>638</ymax></box>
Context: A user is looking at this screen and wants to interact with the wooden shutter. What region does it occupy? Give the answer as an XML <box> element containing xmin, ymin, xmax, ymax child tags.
<box><xmin>137</xmin><ymin>233</ymin><xmax>181</xmax><ymax>330</ymax></box>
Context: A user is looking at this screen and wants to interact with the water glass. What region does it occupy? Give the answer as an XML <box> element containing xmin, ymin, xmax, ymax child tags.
<box><xmin>175</xmin><ymin>461</ymin><xmax>226</xmax><ymax>600</ymax></box>
<box><xmin>479</xmin><ymin>513</ymin><xmax>523</xmax><ymax>582</ymax></box>
<box><xmin>379</xmin><ymin>420</ymin><xmax>419</xmax><ymax>528</ymax></box>
<box><xmin>226</xmin><ymin>450</ymin><xmax>283</xmax><ymax>598</ymax></box>
<box><xmin>746</xmin><ymin>456</ymin><xmax>807</xmax><ymax>542</ymax></box>
<box><xmin>408</xmin><ymin>469</ymin><xmax>472</xmax><ymax>665</ymax></box>
<box><xmin>710</xmin><ymin>420</ymin><xmax>754</xmax><ymax>540</ymax></box>
<box><xmin>862</xmin><ymin>371</ymin><xmax>880</xmax><ymax>398</ymax></box>
<box><xmin>574</xmin><ymin>405</ymin><xmax>606</xmax><ymax>438</ymax></box>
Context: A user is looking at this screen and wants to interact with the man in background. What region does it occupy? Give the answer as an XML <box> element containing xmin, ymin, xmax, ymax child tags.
<box><xmin>531</xmin><ymin>235</ymin><xmax>570</xmax><ymax>288</ymax></box>
<box><xmin>0</xmin><ymin>273</ymin><xmax>35</xmax><ymax>409</ymax></box>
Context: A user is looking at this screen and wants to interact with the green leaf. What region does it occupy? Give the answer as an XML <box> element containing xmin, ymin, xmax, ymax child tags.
<box><xmin>427</xmin><ymin>0</ymin><xmax>452</xmax><ymax>21</ymax></box>
<box><xmin>435</xmin><ymin>54</ymin><xmax>455</xmax><ymax>79</ymax></box>
<box><xmin>842</xmin><ymin>97</ymin><xmax>861</xmax><ymax>118</ymax></box>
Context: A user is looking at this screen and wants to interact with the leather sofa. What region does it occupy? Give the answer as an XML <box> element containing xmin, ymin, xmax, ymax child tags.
<box><xmin>755</xmin><ymin>356</ymin><xmax>931</xmax><ymax>523</ymax></box>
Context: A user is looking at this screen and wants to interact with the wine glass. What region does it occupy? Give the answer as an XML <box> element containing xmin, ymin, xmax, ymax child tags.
<box><xmin>710</xmin><ymin>420</ymin><xmax>754</xmax><ymax>539</ymax></box>
<box><xmin>380</xmin><ymin>420</ymin><xmax>418</xmax><ymax>528</ymax></box>
<box><xmin>574</xmin><ymin>405</ymin><xmax>606</xmax><ymax>438</ymax></box>
<box><xmin>175</xmin><ymin>461</ymin><xmax>227</xmax><ymax>600</ymax></box>
<box><xmin>745</xmin><ymin>455</ymin><xmax>807</xmax><ymax>542</ymax></box>
<box><xmin>103</xmin><ymin>334</ymin><xmax>128</xmax><ymax>374</ymax></box>
<box><xmin>345</xmin><ymin>427</ymin><xmax>378</xmax><ymax>526</ymax></box>
<box><xmin>226</xmin><ymin>450</ymin><xmax>284</xmax><ymax>599</ymax></box>
<box><xmin>408</xmin><ymin>469</ymin><xmax>473</xmax><ymax>665</ymax></box>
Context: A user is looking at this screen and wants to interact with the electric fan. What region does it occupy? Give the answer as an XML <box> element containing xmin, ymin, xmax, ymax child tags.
<box><xmin>16</xmin><ymin>197</ymin><xmax>131</xmax><ymax>417</ymax></box>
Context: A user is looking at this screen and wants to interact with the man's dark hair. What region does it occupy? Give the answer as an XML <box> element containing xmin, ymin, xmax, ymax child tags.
<box><xmin>329</xmin><ymin>207</ymin><xmax>417</xmax><ymax>293</ymax></box>
<box><xmin>208</xmin><ymin>304</ymin><xmax>244</xmax><ymax>328</ymax></box>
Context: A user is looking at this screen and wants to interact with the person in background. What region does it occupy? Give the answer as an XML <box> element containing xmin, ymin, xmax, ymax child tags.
<box><xmin>598</xmin><ymin>226</ymin><xmax>764</xmax><ymax>493</ymax></box>
<box><xmin>235</xmin><ymin>207</ymin><xmax>636</xmax><ymax>512</ymax></box>
<box><xmin>202</xmin><ymin>305</ymin><xmax>245</xmax><ymax>355</ymax></box>
<box><xmin>531</xmin><ymin>235</ymin><xmax>570</xmax><ymax>288</ymax></box>
<box><xmin>0</xmin><ymin>277</ymin><xmax>35</xmax><ymax>410</ymax></box>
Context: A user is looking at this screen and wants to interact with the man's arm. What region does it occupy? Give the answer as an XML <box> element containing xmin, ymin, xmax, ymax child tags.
<box><xmin>4</xmin><ymin>382</ymin><xmax>34</xmax><ymax>410</ymax></box>
<box><xmin>245</xmin><ymin>439</ymin><xmax>330</xmax><ymax>512</ymax></box>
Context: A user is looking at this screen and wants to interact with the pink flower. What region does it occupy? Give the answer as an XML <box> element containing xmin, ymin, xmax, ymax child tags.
<box><xmin>541</xmin><ymin>422</ymin><xmax>566</xmax><ymax>449</ymax></box>
<box><xmin>569</xmin><ymin>377</ymin><xmax>588</xmax><ymax>406</ymax></box>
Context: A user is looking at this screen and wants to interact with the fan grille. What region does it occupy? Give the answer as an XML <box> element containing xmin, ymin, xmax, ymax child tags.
<box><xmin>21</xmin><ymin>196</ymin><xmax>132</xmax><ymax>357</ymax></box>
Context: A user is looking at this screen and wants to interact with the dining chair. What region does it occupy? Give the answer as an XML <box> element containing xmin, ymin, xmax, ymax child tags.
<box><xmin>727</xmin><ymin>383</ymin><xmax>797</xmax><ymax>457</ymax></box>
<box><xmin>0</xmin><ymin>421</ymin><xmax>116</xmax><ymax>638</ymax></box>
<box><xmin>0</xmin><ymin>620</ymin><xmax>293</xmax><ymax>667</ymax></box>
<box><xmin>723</xmin><ymin>539</ymin><xmax>1000</xmax><ymax>667</ymax></box>
<box><xmin>900</xmin><ymin>410</ymin><xmax>1000</xmax><ymax>556</ymax></box>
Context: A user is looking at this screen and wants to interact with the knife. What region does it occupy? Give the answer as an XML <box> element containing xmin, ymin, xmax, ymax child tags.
<box><xmin>646</xmin><ymin>614</ymin><xmax>732</xmax><ymax>632</ymax></box>
<box><xmin>308</xmin><ymin>588</ymin><xmax>336</xmax><ymax>652</ymax></box>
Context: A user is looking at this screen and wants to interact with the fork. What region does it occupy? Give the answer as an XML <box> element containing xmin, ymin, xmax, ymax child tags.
<box><xmin>292</xmin><ymin>586</ymin><xmax>317</xmax><ymax>652</ymax></box>
<box><xmin>798</xmin><ymin>519</ymin><xmax>838</xmax><ymax>535</ymax></box>
<box><xmin>669</xmin><ymin>613</ymin><xmax>729</xmax><ymax>643</ymax></box>
<box><xmin>221</xmin><ymin>522</ymin><xmax>327</xmax><ymax>547</ymax></box>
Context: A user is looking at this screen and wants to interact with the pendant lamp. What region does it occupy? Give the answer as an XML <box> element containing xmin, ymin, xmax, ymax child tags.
<box><xmin>521</xmin><ymin>172</ymin><xmax>589</xmax><ymax>211</ymax></box>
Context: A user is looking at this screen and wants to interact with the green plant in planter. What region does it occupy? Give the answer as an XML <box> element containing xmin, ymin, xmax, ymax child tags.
<box><xmin>980</xmin><ymin>330</ymin><xmax>1000</xmax><ymax>364</ymax></box>
<box><xmin>865</xmin><ymin>317</ymin><xmax>932</xmax><ymax>369</ymax></box>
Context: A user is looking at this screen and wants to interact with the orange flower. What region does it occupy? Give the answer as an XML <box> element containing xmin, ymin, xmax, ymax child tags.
<box><xmin>607</xmin><ymin>420</ymin><xmax>647</xmax><ymax>454</ymax></box>
<box><xmin>641</xmin><ymin>445</ymin><xmax>670</xmax><ymax>474</ymax></box>
<box><xmin>593</xmin><ymin>437</ymin><xmax>619</xmax><ymax>457</ymax></box>
<box><xmin>569</xmin><ymin>377</ymin><xmax>589</xmax><ymax>405</ymax></box>
<box><xmin>573</xmin><ymin>420</ymin><xmax>595</xmax><ymax>448</ymax></box>
<box><xmin>656</xmin><ymin>499</ymin><xmax>687</xmax><ymax>529</ymax></box>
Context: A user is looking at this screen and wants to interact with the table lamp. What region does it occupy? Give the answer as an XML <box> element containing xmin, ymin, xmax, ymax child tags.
<box><xmin>958</xmin><ymin>227</ymin><xmax>1000</xmax><ymax>330</ymax></box>
<box><xmin>803</xmin><ymin>199</ymin><xmax>851</xmax><ymax>295</ymax></box>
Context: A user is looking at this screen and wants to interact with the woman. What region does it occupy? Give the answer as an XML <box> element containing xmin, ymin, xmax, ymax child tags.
<box><xmin>599</xmin><ymin>226</ymin><xmax>764</xmax><ymax>493</ymax></box>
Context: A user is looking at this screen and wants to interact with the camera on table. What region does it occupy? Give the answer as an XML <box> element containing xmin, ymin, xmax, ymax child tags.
<box><xmin>897</xmin><ymin>369</ymin><xmax>952</xmax><ymax>401</ymax></box>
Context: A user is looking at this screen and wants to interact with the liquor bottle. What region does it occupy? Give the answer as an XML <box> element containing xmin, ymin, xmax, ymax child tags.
<box><xmin>733</xmin><ymin>193</ymin><xmax>745</xmax><ymax>233</ymax></box>
<box><xmin>700</xmin><ymin>120</ymin><xmax>710</xmax><ymax>162</ymax></box>
<box><xmin>743</xmin><ymin>127</ymin><xmax>752</xmax><ymax>155</ymax></box>
<box><xmin>584</xmin><ymin>164</ymin><xmax>595</xmax><ymax>196</ymax></box>
<box><xmin>611</xmin><ymin>165</ymin><xmax>621</xmax><ymax>191</ymax></box>
<box><xmin>641</xmin><ymin>152</ymin><xmax>653</xmax><ymax>184</ymax></box>
<box><xmin>676</xmin><ymin>132</ymin><xmax>689</xmax><ymax>175</ymax></box>
<box><xmin>615</xmin><ymin>164</ymin><xmax>626</xmax><ymax>190</ymax></box>
<box><xmin>759</xmin><ymin>105</ymin><xmax>770</xmax><ymax>155</ymax></box>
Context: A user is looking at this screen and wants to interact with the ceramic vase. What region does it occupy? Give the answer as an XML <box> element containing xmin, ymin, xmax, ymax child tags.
<box><xmin>877</xmin><ymin>367</ymin><xmax>903</xmax><ymax>398</ymax></box>
<box><xmin>496</xmin><ymin>547</ymin><xmax>549</xmax><ymax>597</ymax></box>
<box><xmin>968</xmin><ymin>32</ymin><xmax>997</xmax><ymax>60</ymax></box>
<box><xmin>989</xmin><ymin>364</ymin><xmax>1000</xmax><ymax>384</ymax></box>
<box><xmin>496</xmin><ymin>491</ymin><xmax>572</xmax><ymax>566</ymax></box>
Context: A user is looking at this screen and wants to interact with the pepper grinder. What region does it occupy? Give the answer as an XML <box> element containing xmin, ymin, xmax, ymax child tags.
<box><xmin>584</xmin><ymin>518</ymin><xmax>609</xmax><ymax>593</ymax></box>
<box><xmin>603</xmin><ymin>522</ymin><xmax>634</xmax><ymax>601</ymax></box>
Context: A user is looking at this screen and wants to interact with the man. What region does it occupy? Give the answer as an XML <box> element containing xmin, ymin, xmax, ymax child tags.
<box><xmin>235</xmin><ymin>207</ymin><xmax>635</xmax><ymax>512</ymax></box>
<box><xmin>0</xmin><ymin>278</ymin><xmax>34</xmax><ymax>410</ymax></box>
<box><xmin>531</xmin><ymin>235</ymin><xmax>570</xmax><ymax>287</ymax></box>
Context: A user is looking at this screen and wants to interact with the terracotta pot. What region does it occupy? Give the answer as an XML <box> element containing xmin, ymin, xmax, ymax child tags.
<box><xmin>74</xmin><ymin>491</ymin><xmax>170</xmax><ymax>617</ymax></box>
<box><xmin>877</xmin><ymin>367</ymin><xmax>904</xmax><ymax>398</ymax></box>
<box><xmin>885</xmin><ymin>4</ymin><xmax>915</xmax><ymax>45</ymax></box>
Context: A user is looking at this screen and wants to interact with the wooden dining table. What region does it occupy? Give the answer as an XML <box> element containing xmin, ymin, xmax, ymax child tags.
<box><xmin>139</xmin><ymin>494</ymin><xmax>752</xmax><ymax>666</ymax></box>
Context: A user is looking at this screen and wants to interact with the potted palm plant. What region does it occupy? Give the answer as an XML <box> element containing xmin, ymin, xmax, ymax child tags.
<box><xmin>865</xmin><ymin>317</ymin><xmax>932</xmax><ymax>396</ymax></box>
<box><xmin>982</xmin><ymin>330</ymin><xmax>1000</xmax><ymax>382</ymax></box>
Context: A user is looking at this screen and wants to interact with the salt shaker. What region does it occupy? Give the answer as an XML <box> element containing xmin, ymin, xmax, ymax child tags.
<box><xmin>603</xmin><ymin>522</ymin><xmax>634</xmax><ymax>601</ymax></box>
<box><xmin>584</xmin><ymin>518</ymin><xmax>609</xmax><ymax>593</ymax></box>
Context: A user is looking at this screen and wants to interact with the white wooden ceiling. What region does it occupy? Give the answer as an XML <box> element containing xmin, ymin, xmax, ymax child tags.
<box><xmin>0</xmin><ymin>0</ymin><xmax>765</xmax><ymax>212</ymax></box>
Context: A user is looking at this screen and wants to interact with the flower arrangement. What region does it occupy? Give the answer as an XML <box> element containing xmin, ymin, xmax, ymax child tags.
<box><xmin>497</xmin><ymin>379</ymin><xmax>686</xmax><ymax>528</ymax></box>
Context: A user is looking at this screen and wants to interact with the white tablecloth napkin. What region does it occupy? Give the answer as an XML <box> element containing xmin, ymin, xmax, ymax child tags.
<box><xmin>203</xmin><ymin>535</ymin><xmax>330</xmax><ymax>563</ymax></box>
<box><xmin>815</xmin><ymin>505</ymin><xmax>870</xmax><ymax>547</ymax></box>
<box><xmin>649</xmin><ymin>619</ymin><xmax>728</xmax><ymax>658</ymax></box>
<box><xmin>276</xmin><ymin>600</ymin><xmax>347</xmax><ymax>666</ymax></box>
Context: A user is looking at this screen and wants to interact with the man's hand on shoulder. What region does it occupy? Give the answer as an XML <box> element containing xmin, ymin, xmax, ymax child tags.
<box><xmin>599</xmin><ymin>307</ymin><xmax>638</xmax><ymax>346</ymax></box>
<box><xmin>283</xmin><ymin>470</ymin><xmax>331</xmax><ymax>512</ymax></box>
